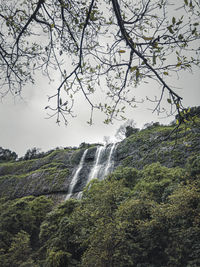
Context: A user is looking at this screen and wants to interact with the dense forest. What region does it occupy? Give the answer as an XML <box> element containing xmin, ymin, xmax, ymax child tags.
<box><xmin>0</xmin><ymin>110</ymin><xmax>200</xmax><ymax>266</ymax></box>
<box><xmin>0</xmin><ymin>162</ymin><xmax>199</xmax><ymax>267</ymax></box>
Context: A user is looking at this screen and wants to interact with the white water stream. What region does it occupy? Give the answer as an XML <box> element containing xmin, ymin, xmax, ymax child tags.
<box><xmin>65</xmin><ymin>149</ymin><xmax>88</xmax><ymax>200</ymax></box>
<box><xmin>88</xmin><ymin>146</ymin><xmax>105</xmax><ymax>183</ymax></box>
<box><xmin>104</xmin><ymin>143</ymin><xmax>117</xmax><ymax>178</ymax></box>
<box><xmin>65</xmin><ymin>143</ymin><xmax>117</xmax><ymax>200</ymax></box>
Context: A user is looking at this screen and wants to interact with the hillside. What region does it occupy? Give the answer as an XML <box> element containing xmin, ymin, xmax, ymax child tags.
<box><xmin>0</xmin><ymin>116</ymin><xmax>200</xmax><ymax>200</ymax></box>
<box><xmin>0</xmin><ymin>114</ymin><xmax>200</xmax><ymax>267</ymax></box>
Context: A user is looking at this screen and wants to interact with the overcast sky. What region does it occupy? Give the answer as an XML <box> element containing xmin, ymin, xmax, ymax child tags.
<box><xmin>0</xmin><ymin>65</ymin><xmax>199</xmax><ymax>157</ymax></box>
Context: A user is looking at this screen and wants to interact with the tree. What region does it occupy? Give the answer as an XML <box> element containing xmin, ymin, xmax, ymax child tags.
<box><xmin>0</xmin><ymin>147</ymin><xmax>17</xmax><ymax>162</ymax></box>
<box><xmin>23</xmin><ymin>147</ymin><xmax>42</xmax><ymax>160</ymax></box>
<box><xmin>0</xmin><ymin>0</ymin><xmax>199</xmax><ymax>124</ymax></box>
<box><xmin>6</xmin><ymin>231</ymin><xmax>32</xmax><ymax>267</ymax></box>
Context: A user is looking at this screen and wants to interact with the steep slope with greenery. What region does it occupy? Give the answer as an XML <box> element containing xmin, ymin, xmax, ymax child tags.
<box><xmin>0</xmin><ymin>159</ymin><xmax>199</xmax><ymax>266</ymax></box>
<box><xmin>0</xmin><ymin>112</ymin><xmax>200</xmax><ymax>200</ymax></box>
<box><xmin>0</xmin><ymin>147</ymin><xmax>94</xmax><ymax>200</ymax></box>
<box><xmin>116</xmin><ymin>119</ymin><xmax>200</xmax><ymax>169</ymax></box>
<box><xmin>0</xmin><ymin>115</ymin><xmax>200</xmax><ymax>266</ymax></box>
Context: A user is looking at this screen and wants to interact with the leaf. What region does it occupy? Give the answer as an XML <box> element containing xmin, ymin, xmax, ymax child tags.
<box><xmin>176</xmin><ymin>119</ymin><xmax>179</xmax><ymax>125</ymax></box>
<box><xmin>167</xmin><ymin>98</ymin><xmax>172</xmax><ymax>104</ymax></box>
<box><xmin>118</xmin><ymin>50</ymin><xmax>126</xmax><ymax>53</ymax></box>
<box><xmin>172</xmin><ymin>17</ymin><xmax>176</xmax><ymax>24</ymax></box>
<box><xmin>136</xmin><ymin>69</ymin><xmax>140</xmax><ymax>80</ymax></box>
<box><xmin>152</xmin><ymin>42</ymin><xmax>158</xmax><ymax>48</ymax></box>
<box><xmin>104</xmin><ymin>119</ymin><xmax>111</xmax><ymax>124</ymax></box>
<box><xmin>176</xmin><ymin>62</ymin><xmax>182</xmax><ymax>67</ymax></box>
<box><xmin>163</xmin><ymin>72</ymin><xmax>169</xmax><ymax>75</ymax></box>
<box><xmin>184</xmin><ymin>0</ymin><xmax>188</xmax><ymax>5</ymax></box>
<box><xmin>167</xmin><ymin>26</ymin><xmax>174</xmax><ymax>34</ymax></box>
<box><xmin>176</xmin><ymin>20</ymin><xmax>183</xmax><ymax>26</ymax></box>
<box><xmin>142</xmin><ymin>36</ymin><xmax>154</xmax><ymax>41</ymax></box>
<box><xmin>153</xmin><ymin>53</ymin><xmax>156</xmax><ymax>65</ymax></box>
<box><xmin>192</xmin><ymin>28</ymin><xmax>196</xmax><ymax>35</ymax></box>
<box><xmin>130</xmin><ymin>66</ymin><xmax>138</xmax><ymax>72</ymax></box>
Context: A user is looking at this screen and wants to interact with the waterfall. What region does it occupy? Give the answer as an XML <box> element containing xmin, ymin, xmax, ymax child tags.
<box><xmin>65</xmin><ymin>143</ymin><xmax>117</xmax><ymax>200</ymax></box>
<box><xmin>88</xmin><ymin>146</ymin><xmax>105</xmax><ymax>183</ymax></box>
<box><xmin>88</xmin><ymin>143</ymin><xmax>117</xmax><ymax>183</ymax></box>
<box><xmin>103</xmin><ymin>143</ymin><xmax>117</xmax><ymax>178</ymax></box>
<box><xmin>65</xmin><ymin>149</ymin><xmax>88</xmax><ymax>200</ymax></box>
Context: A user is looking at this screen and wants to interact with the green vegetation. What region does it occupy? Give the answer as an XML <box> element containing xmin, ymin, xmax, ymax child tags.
<box><xmin>0</xmin><ymin>148</ymin><xmax>75</xmax><ymax>199</ymax></box>
<box><xmin>118</xmin><ymin>117</ymin><xmax>200</xmax><ymax>169</ymax></box>
<box><xmin>0</xmin><ymin>116</ymin><xmax>200</xmax><ymax>266</ymax></box>
<box><xmin>0</xmin><ymin>159</ymin><xmax>199</xmax><ymax>266</ymax></box>
<box><xmin>0</xmin><ymin>147</ymin><xmax>17</xmax><ymax>163</ymax></box>
<box><xmin>0</xmin><ymin>196</ymin><xmax>53</xmax><ymax>267</ymax></box>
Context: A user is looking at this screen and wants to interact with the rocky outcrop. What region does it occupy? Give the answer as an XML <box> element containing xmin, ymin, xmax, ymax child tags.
<box><xmin>0</xmin><ymin>149</ymin><xmax>76</xmax><ymax>199</ymax></box>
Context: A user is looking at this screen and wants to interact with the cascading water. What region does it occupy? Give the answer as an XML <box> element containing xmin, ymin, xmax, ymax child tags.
<box><xmin>87</xmin><ymin>143</ymin><xmax>117</xmax><ymax>183</ymax></box>
<box><xmin>103</xmin><ymin>143</ymin><xmax>117</xmax><ymax>178</ymax></box>
<box><xmin>65</xmin><ymin>143</ymin><xmax>117</xmax><ymax>200</ymax></box>
<box><xmin>88</xmin><ymin>146</ymin><xmax>106</xmax><ymax>183</ymax></box>
<box><xmin>65</xmin><ymin>149</ymin><xmax>88</xmax><ymax>200</ymax></box>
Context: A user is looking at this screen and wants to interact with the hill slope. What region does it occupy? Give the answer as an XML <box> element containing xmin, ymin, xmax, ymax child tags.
<box><xmin>0</xmin><ymin>116</ymin><xmax>200</xmax><ymax>267</ymax></box>
<box><xmin>0</xmin><ymin>118</ymin><xmax>200</xmax><ymax>200</ymax></box>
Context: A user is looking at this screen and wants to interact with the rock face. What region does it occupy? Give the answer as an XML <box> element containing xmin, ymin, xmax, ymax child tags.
<box><xmin>0</xmin><ymin>120</ymin><xmax>200</xmax><ymax>200</ymax></box>
<box><xmin>0</xmin><ymin>149</ymin><xmax>74</xmax><ymax>199</ymax></box>
<box><xmin>114</xmin><ymin>124</ymin><xmax>200</xmax><ymax>169</ymax></box>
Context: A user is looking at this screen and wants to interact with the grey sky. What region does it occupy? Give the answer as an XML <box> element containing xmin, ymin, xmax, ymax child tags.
<box><xmin>0</xmin><ymin>65</ymin><xmax>199</xmax><ymax>157</ymax></box>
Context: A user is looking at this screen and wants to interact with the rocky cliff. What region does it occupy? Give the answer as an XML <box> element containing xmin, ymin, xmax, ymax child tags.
<box><xmin>0</xmin><ymin>117</ymin><xmax>200</xmax><ymax>201</ymax></box>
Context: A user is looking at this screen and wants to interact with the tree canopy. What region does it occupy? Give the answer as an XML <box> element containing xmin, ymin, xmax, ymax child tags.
<box><xmin>0</xmin><ymin>0</ymin><xmax>199</xmax><ymax>124</ymax></box>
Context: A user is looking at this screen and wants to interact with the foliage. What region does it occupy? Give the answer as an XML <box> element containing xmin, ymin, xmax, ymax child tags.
<box><xmin>0</xmin><ymin>162</ymin><xmax>199</xmax><ymax>266</ymax></box>
<box><xmin>117</xmin><ymin>120</ymin><xmax>200</xmax><ymax>169</ymax></box>
<box><xmin>0</xmin><ymin>195</ymin><xmax>53</xmax><ymax>266</ymax></box>
<box><xmin>0</xmin><ymin>0</ymin><xmax>199</xmax><ymax>124</ymax></box>
<box><xmin>186</xmin><ymin>154</ymin><xmax>200</xmax><ymax>178</ymax></box>
<box><xmin>23</xmin><ymin>147</ymin><xmax>43</xmax><ymax>160</ymax></box>
<box><xmin>133</xmin><ymin>162</ymin><xmax>184</xmax><ymax>202</ymax></box>
<box><xmin>0</xmin><ymin>122</ymin><xmax>200</xmax><ymax>266</ymax></box>
<box><xmin>4</xmin><ymin>230</ymin><xmax>32</xmax><ymax>267</ymax></box>
<box><xmin>38</xmin><ymin>161</ymin><xmax>200</xmax><ymax>266</ymax></box>
<box><xmin>79</xmin><ymin>142</ymin><xmax>91</xmax><ymax>149</ymax></box>
<box><xmin>39</xmin><ymin>199</ymin><xmax>81</xmax><ymax>266</ymax></box>
<box><xmin>108</xmin><ymin>166</ymin><xmax>139</xmax><ymax>188</ymax></box>
<box><xmin>0</xmin><ymin>147</ymin><xmax>17</xmax><ymax>163</ymax></box>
